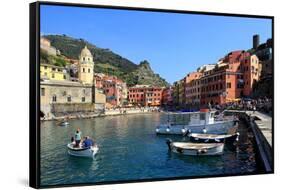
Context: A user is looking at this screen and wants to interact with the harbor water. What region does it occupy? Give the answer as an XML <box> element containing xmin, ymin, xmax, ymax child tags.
<box><xmin>40</xmin><ymin>113</ymin><xmax>263</xmax><ymax>186</ymax></box>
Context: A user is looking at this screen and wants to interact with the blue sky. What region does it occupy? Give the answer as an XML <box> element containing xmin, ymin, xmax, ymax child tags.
<box><xmin>41</xmin><ymin>5</ymin><xmax>272</xmax><ymax>83</ymax></box>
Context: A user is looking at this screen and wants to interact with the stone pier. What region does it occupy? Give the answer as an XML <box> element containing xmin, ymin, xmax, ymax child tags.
<box><xmin>225</xmin><ymin>110</ymin><xmax>273</xmax><ymax>172</ymax></box>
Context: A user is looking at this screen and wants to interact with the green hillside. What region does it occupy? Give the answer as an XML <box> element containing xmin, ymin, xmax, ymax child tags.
<box><xmin>43</xmin><ymin>34</ymin><xmax>169</xmax><ymax>87</ymax></box>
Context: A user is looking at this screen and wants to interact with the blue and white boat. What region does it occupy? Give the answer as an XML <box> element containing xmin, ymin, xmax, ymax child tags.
<box><xmin>156</xmin><ymin>110</ymin><xmax>238</xmax><ymax>135</ymax></box>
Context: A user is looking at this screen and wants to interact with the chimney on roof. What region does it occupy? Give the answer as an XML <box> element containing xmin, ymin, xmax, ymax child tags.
<box><xmin>253</xmin><ymin>34</ymin><xmax>260</xmax><ymax>49</ymax></box>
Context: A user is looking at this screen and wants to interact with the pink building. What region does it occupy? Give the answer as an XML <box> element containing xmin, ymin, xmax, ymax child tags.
<box><xmin>162</xmin><ymin>86</ymin><xmax>173</xmax><ymax>106</ymax></box>
<box><xmin>94</xmin><ymin>74</ymin><xmax>127</xmax><ymax>108</ymax></box>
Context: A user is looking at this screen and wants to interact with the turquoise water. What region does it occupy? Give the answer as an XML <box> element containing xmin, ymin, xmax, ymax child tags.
<box><xmin>40</xmin><ymin>113</ymin><xmax>262</xmax><ymax>186</ymax></box>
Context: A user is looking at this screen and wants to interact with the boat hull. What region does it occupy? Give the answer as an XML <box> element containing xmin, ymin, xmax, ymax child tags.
<box><xmin>67</xmin><ymin>143</ymin><xmax>99</xmax><ymax>158</ymax></box>
<box><xmin>156</xmin><ymin>120</ymin><xmax>236</xmax><ymax>135</ymax></box>
<box><xmin>58</xmin><ymin>122</ymin><xmax>69</xmax><ymax>127</ymax></box>
<box><xmin>166</xmin><ymin>140</ymin><xmax>224</xmax><ymax>156</ymax></box>
<box><xmin>189</xmin><ymin>133</ymin><xmax>239</xmax><ymax>144</ymax></box>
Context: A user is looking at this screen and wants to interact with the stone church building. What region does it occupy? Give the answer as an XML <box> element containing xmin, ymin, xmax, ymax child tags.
<box><xmin>40</xmin><ymin>46</ymin><xmax>106</xmax><ymax>119</ymax></box>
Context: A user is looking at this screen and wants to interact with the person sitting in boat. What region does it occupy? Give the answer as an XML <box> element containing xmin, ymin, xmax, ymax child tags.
<box><xmin>82</xmin><ymin>136</ymin><xmax>94</xmax><ymax>148</ymax></box>
<box><xmin>74</xmin><ymin>128</ymin><xmax>82</xmax><ymax>147</ymax></box>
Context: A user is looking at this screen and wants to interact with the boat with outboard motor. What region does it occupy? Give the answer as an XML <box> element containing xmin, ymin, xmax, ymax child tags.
<box><xmin>156</xmin><ymin>109</ymin><xmax>238</xmax><ymax>135</ymax></box>
<box><xmin>67</xmin><ymin>142</ymin><xmax>99</xmax><ymax>158</ymax></box>
<box><xmin>166</xmin><ymin>139</ymin><xmax>224</xmax><ymax>156</ymax></box>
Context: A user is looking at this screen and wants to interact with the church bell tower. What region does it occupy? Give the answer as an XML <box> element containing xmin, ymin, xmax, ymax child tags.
<box><xmin>78</xmin><ymin>46</ymin><xmax>94</xmax><ymax>85</ymax></box>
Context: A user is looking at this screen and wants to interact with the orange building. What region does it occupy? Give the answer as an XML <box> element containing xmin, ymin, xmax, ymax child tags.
<box><xmin>162</xmin><ymin>86</ymin><xmax>173</xmax><ymax>106</ymax></box>
<box><xmin>185</xmin><ymin>72</ymin><xmax>202</xmax><ymax>106</ymax></box>
<box><xmin>128</xmin><ymin>85</ymin><xmax>163</xmax><ymax>106</ymax></box>
<box><xmin>200</xmin><ymin>51</ymin><xmax>261</xmax><ymax>106</ymax></box>
<box><xmin>242</xmin><ymin>54</ymin><xmax>261</xmax><ymax>96</ymax></box>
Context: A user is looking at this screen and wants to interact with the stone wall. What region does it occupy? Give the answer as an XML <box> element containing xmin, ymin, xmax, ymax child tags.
<box><xmin>51</xmin><ymin>103</ymin><xmax>96</xmax><ymax>113</ymax></box>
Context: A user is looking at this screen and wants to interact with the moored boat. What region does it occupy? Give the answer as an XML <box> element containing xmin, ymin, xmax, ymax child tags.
<box><xmin>166</xmin><ymin>139</ymin><xmax>224</xmax><ymax>156</ymax></box>
<box><xmin>189</xmin><ymin>132</ymin><xmax>239</xmax><ymax>143</ymax></box>
<box><xmin>156</xmin><ymin>110</ymin><xmax>238</xmax><ymax>135</ymax></box>
<box><xmin>67</xmin><ymin>143</ymin><xmax>99</xmax><ymax>158</ymax></box>
<box><xmin>58</xmin><ymin>121</ymin><xmax>70</xmax><ymax>127</ymax></box>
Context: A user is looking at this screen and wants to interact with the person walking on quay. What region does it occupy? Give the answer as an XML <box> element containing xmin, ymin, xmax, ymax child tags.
<box><xmin>74</xmin><ymin>128</ymin><xmax>82</xmax><ymax>147</ymax></box>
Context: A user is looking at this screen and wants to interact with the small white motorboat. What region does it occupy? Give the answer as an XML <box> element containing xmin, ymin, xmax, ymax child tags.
<box><xmin>166</xmin><ymin>139</ymin><xmax>224</xmax><ymax>156</ymax></box>
<box><xmin>189</xmin><ymin>132</ymin><xmax>239</xmax><ymax>144</ymax></box>
<box><xmin>67</xmin><ymin>143</ymin><xmax>99</xmax><ymax>158</ymax></box>
<box><xmin>188</xmin><ymin>125</ymin><xmax>239</xmax><ymax>143</ymax></box>
<box><xmin>156</xmin><ymin>110</ymin><xmax>238</xmax><ymax>135</ymax></box>
<box><xmin>58</xmin><ymin>121</ymin><xmax>70</xmax><ymax>127</ymax></box>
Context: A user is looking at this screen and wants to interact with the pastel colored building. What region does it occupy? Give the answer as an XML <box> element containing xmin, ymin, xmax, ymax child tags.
<box><xmin>185</xmin><ymin>72</ymin><xmax>202</xmax><ymax>106</ymax></box>
<box><xmin>103</xmin><ymin>76</ymin><xmax>127</xmax><ymax>107</ymax></box>
<box><xmin>94</xmin><ymin>74</ymin><xmax>128</xmax><ymax>108</ymax></box>
<box><xmin>172</xmin><ymin>81</ymin><xmax>180</xmax><ymax>106</ymax></box>
<box><xmin>242</xmin><ymin>54</ymin><xmax>261</xmax><ymax>96</ymax></box>
<box><xmin>178</xmin><ymin>77</ymin><xmax>187</xmax><ymax>107</ymax></box>
<box><xmin>162</xmin><ymin>86</ymin><xmax>173</xmax><ymax>106</ymax></box>
<box><xmin>40</xmin><ymin>63</ymin><xmax>68</xmax><ymax>81</ymax></box>
<box><xmin>128</xmin><ymin>85</ymin><xmax>163</xmax><ymax>107</ymax></box>
<box><xmin>94</xmin><ymin>73</ymin><xmax>105</xmax><ymax>89</ymax></box>
<box><xmin>200</xmin><ymin>50</ymin><xmax>261</xmax><ymax>106</ymax></box>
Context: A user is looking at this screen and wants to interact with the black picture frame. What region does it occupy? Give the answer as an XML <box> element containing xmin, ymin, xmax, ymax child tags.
<box><xmin>30</xmin><ymin>1</ymin><xmax>274</xmax><ymax>188</ymax></box>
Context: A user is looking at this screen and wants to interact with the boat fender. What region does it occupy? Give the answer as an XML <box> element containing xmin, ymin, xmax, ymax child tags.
<box><xmin>214</xmin><ymin>138</ymin><xmax>220</xmax><ymax>142</ymax></box>
<box><xmin>166</xmin><ymin>128</ymin><xmax>170</xmax><ymax>132</ymax></box>
<box><xmin>198</xmin><ymin>149</ymin><xmax>207</xmax><ymax>154</ymax></box>
<box><xmin>183</xmin><ymin>129</ymin><xmax>191</xmax><ymax>136</ymax></box>
<box><xmin>202</xmin><ymin>128</ymin><xmax>207</xmax><ymax>134</ymax></box>
<box><xmin>166</xmin><ymin>139</ymin><xmax>172</xmax><ymax>150</ymax></box>
<box><xmin>235</xmin><ymin>132</ymin><xmax>240</xmax><ymax>141</ymax></box>
<box><xmin>181</xmin><ymin>128</ymin><xmax>186</xmax><ymax>134</ymax></box>
<box><xmin>176</xmin><ymin>147</ymin><xmax>184</xmax><ymax>154</ymax></box>
<box><xmin>156</xmin><ymin>128</ymin><xmax>160</xmax><ymax>133</ymax></box>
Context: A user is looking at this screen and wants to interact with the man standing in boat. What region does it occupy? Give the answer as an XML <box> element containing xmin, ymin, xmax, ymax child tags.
<box><xmin>74</xmin><ymin>128</ymin><xmax>82</xmax><ymax>147</ymax></box>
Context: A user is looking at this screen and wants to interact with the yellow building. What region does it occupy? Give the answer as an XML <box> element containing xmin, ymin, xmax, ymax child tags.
<box><xmin>40</xmin><ymin>63</ymin><xmax>67</xmax><ymax>81</ymax></box>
